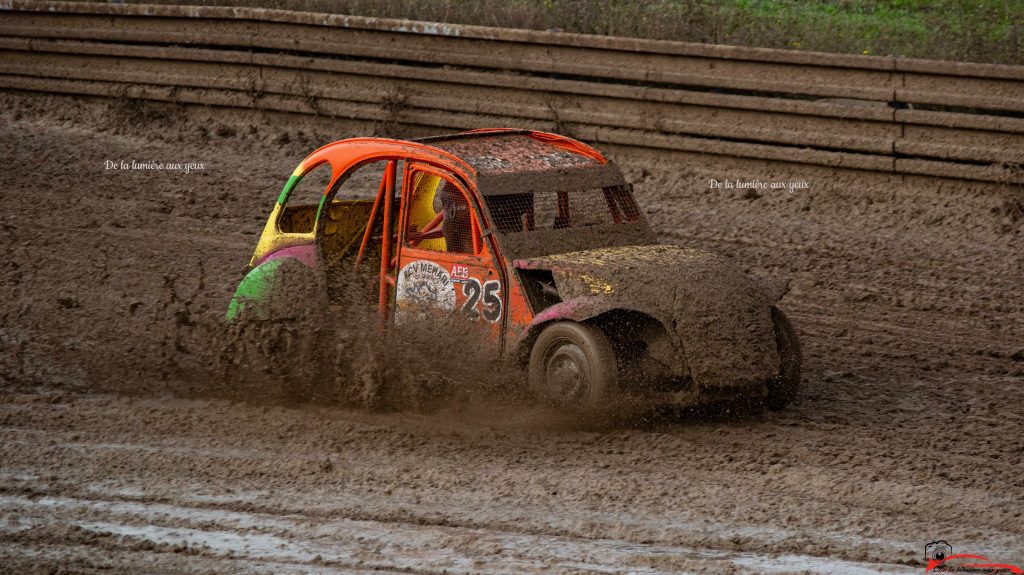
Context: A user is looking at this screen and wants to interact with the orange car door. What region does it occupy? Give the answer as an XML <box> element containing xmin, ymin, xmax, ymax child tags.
<box><xmin>393</xmin><ymin>163</ymin><xmax>505</xmax><ymax>346</ymax></box>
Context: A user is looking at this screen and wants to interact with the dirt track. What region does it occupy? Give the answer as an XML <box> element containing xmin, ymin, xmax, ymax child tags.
<box><xmin>1</xmin><ymin>92</ymin><xmax>1022</xmax><ymax>574</ymax></box>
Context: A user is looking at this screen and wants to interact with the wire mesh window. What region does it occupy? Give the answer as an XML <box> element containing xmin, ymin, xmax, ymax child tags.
<box><xmin>405</xmin><ymin>171</ymin><xmax>477</xmax><ymax>254</ymax></box>
<box><xmin>484</xmin><ymin>185</ymin><xmax>641</xmax><ymax>234</ymax></box>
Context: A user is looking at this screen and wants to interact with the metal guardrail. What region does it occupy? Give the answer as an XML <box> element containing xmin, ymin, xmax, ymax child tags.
<box><xmin>1</xmin><ymin>0</ymin><xmax>1022</xmax><ymax>183</ymax></box>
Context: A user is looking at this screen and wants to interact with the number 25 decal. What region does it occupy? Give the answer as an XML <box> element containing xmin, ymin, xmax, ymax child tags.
<box><xmin>461</xmin><ymin>279</ymin><xmax>502</xmax><ymax>323</ymax></box>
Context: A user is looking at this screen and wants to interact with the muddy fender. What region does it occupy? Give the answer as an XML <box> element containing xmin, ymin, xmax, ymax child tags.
<box><xmin>226</xmin><ymin>257</ymin><xmax>325</xmax><ymax>322</ymax></box>
<box><xmin>514</xmin><ymin>296</ymin><xmax>644</xmax><ymax>361</ymax></box>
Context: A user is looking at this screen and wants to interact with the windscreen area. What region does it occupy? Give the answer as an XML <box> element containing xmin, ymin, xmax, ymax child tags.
<box><xmin>485</xmin><ymin>185</ymin><xmax>642</xmax><ymax>234</ymax></box>
<box><xmin>482</xmin><ymin>183</ymin><xmax>654</xmax><ymax>258</ymax></box>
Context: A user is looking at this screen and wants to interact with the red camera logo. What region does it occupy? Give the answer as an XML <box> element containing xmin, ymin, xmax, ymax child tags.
<box><xmin>924</xmin><ymin>540</ymin><xmax>1023</xmax><ymax>574</ymax></box>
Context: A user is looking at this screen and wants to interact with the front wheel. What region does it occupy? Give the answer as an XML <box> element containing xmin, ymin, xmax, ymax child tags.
<box><xmin>528</xmin><ymin>321</ymin><xmax>617</xmax><ymax>411</ymax></box>
<box><xmin>765</xmin><ymin>306</ymin><xmax>802</xmax><ymax>411</ymax></box>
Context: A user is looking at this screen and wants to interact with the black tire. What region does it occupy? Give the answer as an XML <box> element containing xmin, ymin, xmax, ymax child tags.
<box><xmin>765</xmin><ymin>306</ymin><xmax>802</xmax><ymax>411</ymax></box>
<box><xmin>528</xmin><ymin>321</ymin><xmax>617</xmax><ymax>411</ymax></box>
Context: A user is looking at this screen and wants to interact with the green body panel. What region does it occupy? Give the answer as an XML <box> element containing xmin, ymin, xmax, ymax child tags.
<box><xmin>225</xmin><ymin>258</ymin><xmax>290</xmax><ymax>322</ymax></box>
<box><xmin>277</xmin><ymin>174</ymin><xmax>301</xmax><ymax>205</ymax></box>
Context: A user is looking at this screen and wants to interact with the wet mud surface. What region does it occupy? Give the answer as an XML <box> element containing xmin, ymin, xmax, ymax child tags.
<box><xmin>1</xmin><ymin>93</ymin><xmax>1023</xmax><ymax>574</ymax></box>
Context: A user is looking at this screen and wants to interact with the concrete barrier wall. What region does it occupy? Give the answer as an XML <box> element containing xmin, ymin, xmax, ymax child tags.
<box><xmin>2</xmin><ymin>0</ymin><xmax>1022</xmax><ymax>183</ymax></box>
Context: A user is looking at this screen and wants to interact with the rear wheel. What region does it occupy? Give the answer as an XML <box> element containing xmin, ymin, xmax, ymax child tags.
<box><xmin>765</xmin><ymin>306</ymin><xmax>802</xmax><ymax>411</ymax></box>
<box><xmin>529</xmin><ymin>321</ymin><xmax>617</xmax><ymax>411</ymax></box>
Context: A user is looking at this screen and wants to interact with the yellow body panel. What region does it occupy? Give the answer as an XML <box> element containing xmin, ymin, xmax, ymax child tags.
<box><xmin>406</xmin><ymin>172</ymin><xmax>446</xmax><ymax>252</ymax></box>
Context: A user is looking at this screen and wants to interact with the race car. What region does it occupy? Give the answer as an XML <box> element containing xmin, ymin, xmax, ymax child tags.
<box><xmin>226</xmin><ymin>128</ymin><xmax>801</xmax><ymax>411</ymax></box>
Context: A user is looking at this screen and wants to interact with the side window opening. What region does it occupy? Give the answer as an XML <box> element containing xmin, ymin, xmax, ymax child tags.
<box><xmin>279</xmin><ymin>161</ymin><xmax>402</xmax><ymax>236</ymax></box>
<box><xmin>323</xmin><ymin>160</ymin><xmax>401</xmax><ymax>268</ymax></box>
<box><xmin>280</xmin><ymin>162</ymin><xmax>331</xmax><ymax>234</ymax></box>
<box><xmin>405</xmin><ymin>170</ymin><xmax>477</xmax><ymax>255</ymax></box>
<box><xmin>336</xmin><ymin>160</ymin><xmax>391</xmax><ymax>201</ymax></box>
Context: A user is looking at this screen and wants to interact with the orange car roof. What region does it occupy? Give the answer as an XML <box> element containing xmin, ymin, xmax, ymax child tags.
<box><xmin>416</xmin><ymin>129</ymin><xmax>607</xmax><ymax>176</ymax></box>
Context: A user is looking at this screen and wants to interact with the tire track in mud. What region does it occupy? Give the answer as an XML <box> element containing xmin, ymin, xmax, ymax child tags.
<box><xmin>0</xmin><ymin>494</ymin><xmax>919</xmax><ymax>575</ymax></box>
<box><xmin>0</xmin><ymin>394</ymin><xmax>929</xmax><ymax>575</ymax></box>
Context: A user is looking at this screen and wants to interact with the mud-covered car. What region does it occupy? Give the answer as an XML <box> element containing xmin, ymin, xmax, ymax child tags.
<box><xmin>227</xmin><ymin>128</ymin><xmax>801</xmax><ymax>411</ymax></box>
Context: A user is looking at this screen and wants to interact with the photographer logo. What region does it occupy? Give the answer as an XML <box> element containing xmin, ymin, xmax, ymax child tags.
<box><xmin>924</xmin><ymin>541</ymin><xmax>1022</xmax><ymax>574</ymax></box>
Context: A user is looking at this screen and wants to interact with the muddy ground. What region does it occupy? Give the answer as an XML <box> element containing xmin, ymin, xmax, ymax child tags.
<box><xmin>0</xmin><ymin>92</ymin><xmax>1022</xmax><ymax>574</ymax></box>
